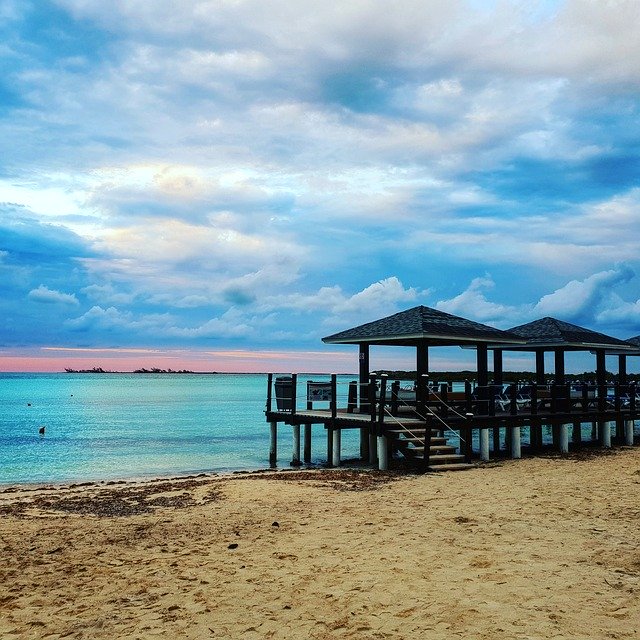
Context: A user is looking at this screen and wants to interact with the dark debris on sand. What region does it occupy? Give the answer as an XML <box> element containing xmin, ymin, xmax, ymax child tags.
<box><xmin>264</xmin><ymin>469</ymin><xmax>412</xmax><ymax>492</ymax></box>
<box><xmin>0</xmin><ymin>478</ymin><xmax>223</xmax><ymax>519</ymax></box>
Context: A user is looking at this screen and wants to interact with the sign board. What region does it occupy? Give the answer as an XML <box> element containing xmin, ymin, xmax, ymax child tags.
<box><xmin>307</xmin><ymin>381</ymin><xmax>333</xmax><ymax>402</ymax></box>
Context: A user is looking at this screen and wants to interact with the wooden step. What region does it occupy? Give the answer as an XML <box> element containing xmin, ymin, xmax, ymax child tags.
<box><xmin>406</xmin><ymin>445</ymin><xmax>458</xmax><ymax>456</ymax></box>
<box><xmin>393</xmin><ymin>436</ymin><xmax>447</xmax><ymax>445</ymax></box>
<box><xmin>427</xmin><ymin>463</ymin><xmax>475</xmax><ymax>472</ymax></box>
<box><xmin>428</xmin><ymin>454</ymin><xmax>467</xmax><ymax>465</ymax></box>
<box><xmin>399</xmin><ymin>443</ymin><xmax>458</xmax><ymax>455</ymax></box>
<box><xmin>386</xmin><ymin>428</ymin><xmax>442</xmax><ymax>437</ymax></box>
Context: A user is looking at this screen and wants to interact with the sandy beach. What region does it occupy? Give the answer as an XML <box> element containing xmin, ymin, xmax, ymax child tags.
<box><xmin>1</xmin><ymin>448</ymin><xmax>639</xmax><ymax>640</ymax></box>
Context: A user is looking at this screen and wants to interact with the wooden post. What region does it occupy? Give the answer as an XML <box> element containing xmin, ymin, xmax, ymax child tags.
<box><xmin>269</xmin><ymin>421</ymin><xmax>277</xmax><ymax>467</ymax></box>
<box><xmin>535</xmin><ymin>350</ymin><xmax>545</xmax><ymax>385</ymax></box>
<box><xmin>360</xmin><ymin>428</ymin><xmax>369</xmax><ymax>461</ymax></box>
<box><xmin>480</xmin><ymin>428</ymin><xmax>490</xmax><ymax>461</ymax></box>
<box><xmin>477</xmin><ymin>344</ymin><xmax>489</xmax><ymax>387</ymax></box>
<box><xmin>572</xmin><ymin>421</ymin><xmax>581</xmax><ymax>445</ymax></box>
<box><xmin>291</xmin><ymin>424</ymin><xmax>301</xmax><ymax>466</ymax></box>
<box><xmin>330</xmin><ymin>374</ymin><xmax>337</xmax><ymax>419</ymax></box>
<box><xmin>390</xmin><ymin>380</ymin><xmax>400</xmax><ymax>416</ymax></box>
<box><xmin>326</xmin><ymin>426</ymin><xmax>333</xmax><ymax>467</ymax></box>
<box><xmin>554</xmin><ymin>349</ymin><xmax>565</xmax><ymax>385</ymax></box>
<box><xmin>347</xmin><ymin>380</ymin><xmax>358</xmax><ymax>413</ymax></box>
<box><xmin>377</xmin><ymin>374</ymin><xmax>388</xmax><ymax>426</ymax></box>
<box><xmin>304</xmin><ymin>424</ymin><xmax>312</xmax><ymax>463</ymax></box>
<box><xmin>493</xmin><ymin>426</ymin><xmax>501</xmax><ymax>453</ymax></box>
<box><xmin>266</xmin><ymin>373</ymin><xmax>273</xmax><ymax>413</ymax></box>
<box><xmin>368</xmin><ymin>375</ymin><xmax>377</xmax><ymax>465</ymax></box>
<box><xmin>511</xmin><ymin>425</ymin><xmax>521</xmax><ymax>459</ymax></box>
<box><xmin>332</xmin><ymin>428</ymin><xmax>341</xmax><ymax>467</ymax></box>
<box><xmin>493</xmin><ymin>349</ymin><xmax>503</xmax><ymax>386</ymax></box>
<box><xmin>377</xmin><ymin>376</ymin><xmax>388</xmax><ymax>470</ymax></box>
<box><xmin>359</xmin><ymin>343</ymin><xmax>370</xmax><ymax>413</ymax></box>
<box><xmin>618</xmin><ymin>354</ymin><xmax>627</xmax><ymax>384</ymax></box>
<box><xmin>291</xmin><ymin>373</ymin><xmax>298</xmax><ymax>416</ymax></box>
<box><xmin>416</xmin><ymin>344</ymin><xmax>429</xmax><ymax>381</ymax></box>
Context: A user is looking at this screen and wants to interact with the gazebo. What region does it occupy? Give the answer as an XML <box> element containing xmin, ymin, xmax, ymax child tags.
<box><xmin>322</xmin><ymin>305</ymin><xmax>525</xmax><ymax>394</ymax></box>
<box><xmin>496</xmin><ymin>317</ymin><xmax>634</xmax><ymax>385</ymax></box>
<box><xmin>490</xmin><ymin>317</ymin><xmax>636</xmax><ymax>449</ymax></box>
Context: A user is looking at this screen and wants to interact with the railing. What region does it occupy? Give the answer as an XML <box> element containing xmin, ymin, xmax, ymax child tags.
<box><xmin>266</xmin><ymin>373</ymin><xmax>359</xmax><ymax>418</ymax></box>
<box><xmin>266</xmin><ymin>374</ymin><xmax>638</xmax><ymax>424</ymax></box>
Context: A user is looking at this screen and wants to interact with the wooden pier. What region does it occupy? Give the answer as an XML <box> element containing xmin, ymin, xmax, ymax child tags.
<box><xmin>265</xmin><ymin>373</ymin><xmax>639</xmax><ymax>471</ymax></box>
<box><xmin>265</xmin><ymin>306</ymin><xmax>639</xmax><ymax>471</ymax></box>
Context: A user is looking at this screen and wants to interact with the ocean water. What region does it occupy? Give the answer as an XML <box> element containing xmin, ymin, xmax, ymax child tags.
<box><xmin>0</xmin><ymin>373</ymin><xmax>361</xmax><ymax>485</ymax></box>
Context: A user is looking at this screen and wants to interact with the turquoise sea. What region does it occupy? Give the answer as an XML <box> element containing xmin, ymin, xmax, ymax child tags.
<box><xmin>0</xmin><ymin>373</ymin><xmax>361</xmax><ymax>485</ymax></box>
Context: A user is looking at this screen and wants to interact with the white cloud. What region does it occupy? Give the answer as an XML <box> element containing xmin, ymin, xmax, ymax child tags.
<box><xmin>534</xmin><ymin>265</ymin><xmax>635</xmax><ymax>321</ymax></box>
<box><xmin>262</xmin><ymin>277</ymin><xmax>425</xmax><ymax>331</ymax></box>
<box><xmin>435</xmin><ymin>275</ymin><xmax>517</xmax><ymax>325</ymax></box>
<box><xmin>28</xmin><ymin>285</ymin><xmax>79</xmax><ymax>305</ymax></box>
<box><xmin>435</xmin><ymin>266</ymin><xmax>640</xmax><ymax>332</ymax></box>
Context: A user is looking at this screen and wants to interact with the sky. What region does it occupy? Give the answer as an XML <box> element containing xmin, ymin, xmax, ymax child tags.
<box><xmin>1</xmin><ymin>0</ymin><xmax>640</xmax><ymax>373</ymax></box>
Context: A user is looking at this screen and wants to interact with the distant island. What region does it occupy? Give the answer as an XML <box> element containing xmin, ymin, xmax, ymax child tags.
<box><xmin>63</xmin><ymin>367</ymin><xmax>212</xmax><ymax>374</ymax></box>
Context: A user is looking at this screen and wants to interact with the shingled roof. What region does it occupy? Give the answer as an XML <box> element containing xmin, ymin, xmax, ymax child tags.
<box><xmin>627</xmin><ymin>336</ymin><xmax>640</xmax><ymax>348</ymax></box>
<box><xmin>322</xmin><ymin>305</ymin><xmax>525</xmax><ymax>347</ymax></box>
<box><xmin>503</xmin><ymin>317</ymin><xmax>633</xmax><ymax>351</ymax></box>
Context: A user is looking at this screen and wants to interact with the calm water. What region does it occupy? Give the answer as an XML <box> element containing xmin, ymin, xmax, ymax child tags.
<box><xmin>0</xmin><ymin>373</ymin><xmax>361</xmax><ymax>484</ymax></box>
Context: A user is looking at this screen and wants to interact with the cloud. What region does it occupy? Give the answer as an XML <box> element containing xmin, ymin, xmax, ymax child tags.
<box><xmin>533</xmin><ymin>265</ymin><xmax>635</xmax><ymax>322</ymax></box>
<box><xmin>261</xmin><ymin>277</ymin><xmax>426</xmax><ymax>333</ymax></box>
<box><xmin>435</xmin><ymin>265</ymin><xmax>640</xmax><ymax>334</ymax></box>
<box><xmin>435</xmin><ymin>275</ymin><xmax>518</xmax><ymax>325</ymax></box>
<box><xmin>2</xmin><ymin>1</ymin><xmax>640</xmax><ymax>359</ymax></box>
<box><xmin>27</xmin><ymin>284</ymin><xmax>79</xmax><ymax>305</ymax></box>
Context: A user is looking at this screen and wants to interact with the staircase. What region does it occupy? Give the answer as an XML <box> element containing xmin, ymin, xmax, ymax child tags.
<box><xmin>385</xmin><ymin>425</ymin><xmax>474</xmax><ymax>472</ymax></box>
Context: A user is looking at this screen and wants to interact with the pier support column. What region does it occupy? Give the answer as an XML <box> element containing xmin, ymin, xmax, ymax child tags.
<box><xmin>326</xmin><ymin>428</ymin><xmax>333</xmax><ymax>467</ymax></box>
<box><xmin>511</xmin><ymin>426</ymin><xmax>521</xmax><ymax>459</ymax></box>
<box><xmin>559</xmin><ymin>423</ymin><xmax>570</xmax><ymax>453</ymax></box>
<box><xmin>600</xmin><ymin>421</ymin><xmax>612</xmax><ymax>448</ymax></box>
<box><xmin>492</xmin><ymin>427</ymin><xmax>500</xmax><ymax>452</ymax></box>
<box><xmin>480</xmin><ymin>428</ymin><xmax>490</xmax><ymax>461</ymax></box>
<box><xmin>572</xmin><ymin>421</ymin><xmax>582</xmax><ymax>445</ymax></box>
<box><xmin>369</xmin><ymin>430</ymin><xmax>377</xmax><ymax>465</ymax></box>
<box><xmin>291</xmin><ymin>425</ymin><xmax>301</xmax><ymax>466</ymax></box>
<box><xmin>625</xmin><ymin>420</ymin><xmax>635</xmax><ymax>446</ymax></box>
<box><xmin>269</xmin><ymin>421</ymin><xmax>278</xmax><ymax>468</ymax></box>
<box><xmin>377</xmin><ymin>435</ymin><xmax>389</xmax><ymax>471</ymax></box>
<box><xmin>360</xmin><ymin>427</ymin><xmax>369</xmax><ymax>461</ymax></box>
<box><xmin>332</xmin><ymin>429</ymin><xmax>341</xmax><ymax>467</ymax></box>
<box><xmin>303</xmin><ymin>424</ymin><xmax>312</xmax><ymax>463</ymax></box>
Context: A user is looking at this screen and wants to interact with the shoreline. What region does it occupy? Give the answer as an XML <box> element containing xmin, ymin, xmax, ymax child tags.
<box><xmin>0</xmin><ymin>441</ymin><xmax>628</xmax><ymax>493</ymax></box>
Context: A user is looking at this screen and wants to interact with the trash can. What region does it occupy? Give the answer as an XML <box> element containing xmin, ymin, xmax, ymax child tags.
<box><xmin>275</xmin><ymin>376</ymin><xmax>293</xmax><ymax>411</ymax></box>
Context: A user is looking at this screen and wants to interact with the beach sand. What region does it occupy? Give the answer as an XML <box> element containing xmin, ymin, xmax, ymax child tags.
<box><xmin>1</xmin><ymin>448</ymin><xmax>639</xmax><ymax>640</ymax></box>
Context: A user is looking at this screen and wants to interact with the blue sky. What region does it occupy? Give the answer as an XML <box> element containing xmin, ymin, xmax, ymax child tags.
<box><xmin>1</xmin><ymin>0</ymin><xmax>640</xmax><ymax>372</ymax></box>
